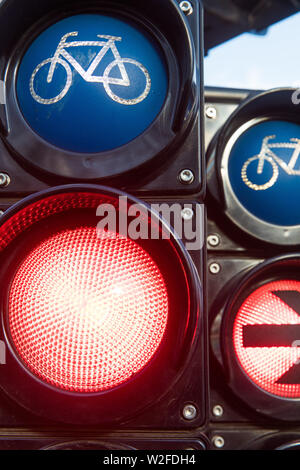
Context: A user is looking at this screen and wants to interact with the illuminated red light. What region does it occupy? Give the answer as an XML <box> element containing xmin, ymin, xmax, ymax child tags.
<box><xmin>233</xmin><ymin>280</ymin><xmax>300</xmax><ymax>398</ymax></box>
<box><xmin>8</xmin><ymin>225</ymin><xmax>168</xmax><ymax>393</ymax></box>
<box><xmin>0</xmin><ymin>187</ymin><xmax>197</xmax><ymax>424</ymax></box>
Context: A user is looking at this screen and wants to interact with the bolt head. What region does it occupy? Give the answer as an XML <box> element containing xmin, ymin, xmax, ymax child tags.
<box><xmin>182</xmin><ymin>404</ymin><xmax>197</xmax><ymax>420</ymax></box>
<box><xmin>209</xmin><ymin>262</ymin><xmax>221</xmax><ymax>275</ymax></box>
<box><xmin>208</xmin><ymin>234</ymin><xmax>220</xmax><ymax>247</ymax></box>
<box><xmin>179</xmin><ymin>169</ymin><xmax>194</xmax><ymax>185</ymax></box>
<box><xmin>181</xmin><ymin>207</ymin><xmax>194</xmax><ymax>221</ymax></box>
<box><xmin>212</xmin><ymin>436</ymin><xmax>225</xmax><ymax>449</ymax></box>
<box><xmin>0</xmin><ymin>173</ymin><xmax>10</xmax><ymax>188</ymax></box>
<box><xmin>179</xmin><ymin>1</ymin><xmax>193</xmax><ymax>15</ymax></box>
<box><xmin>212</xmin><ymin>405</ymin><xmax>224</xmax><ymax>417</ymax></box>
<box><xmin>206</xmin><ymin>106</ymin><xmax>217</xmax><ymax>119</ymax></box>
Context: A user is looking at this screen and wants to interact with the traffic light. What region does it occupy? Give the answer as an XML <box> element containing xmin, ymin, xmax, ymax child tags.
<box><xmin>0</xmin><ymin>0</ymin><xmax>206</xmax><ymax>451</ymax></box>
<box><xmin>206</xmin><ymin>87</ymin><xmax>300</xmax><ymax>450</ymax></box>
<box><xmin>0</xmin><ymin>0</ymin><xmax>203</xmax><ymax>195</ymax></box>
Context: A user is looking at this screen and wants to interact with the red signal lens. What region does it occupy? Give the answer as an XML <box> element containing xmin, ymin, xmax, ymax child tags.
<box><xmin>0</xmin><ymin>187</ymin><xmax>197</xmax><ymax>424</ymax></box>
<box><xmin>8</xmin><ymin>225</ymin><xmax>168</xmax><ymax>393</ymax></box>
<box><xmin>233</xmin><ymin>280</ymin><xmax>300</xmax><ymax>398</ymax></box>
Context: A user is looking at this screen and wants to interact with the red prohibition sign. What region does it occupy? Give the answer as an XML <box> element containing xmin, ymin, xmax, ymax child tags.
<box><xmin>233</xmin><ymin>280</ymin><xmax>300</xmax><ymax>398</ymax></box>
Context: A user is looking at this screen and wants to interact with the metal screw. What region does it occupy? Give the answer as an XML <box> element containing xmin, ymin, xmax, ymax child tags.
<box><xmin>207</xmin><ymin>234</ymin><xmax>220</xmax><ymax>247</ymax></box>
<box><xmin>179</xmin><ymin>169</ymin><xmax>194</xmax><ymax>185</ymax></box>
<box><xmin>179</xmin><ymin>1</ymin><xmax>193</xmax><ymax>15</ymax></box>
<box><xmin>0</xmin><ymin>173</ymin><xmax>10</xmax><ymax>187</ymax></box>
<box><xmin>181</xmin><ymin>207</ymin><xmax>194</xmax><ymax>221</ymax></box>
<box><xmin>212</xmin><ymin>405</ymin><xmax>224</xmax><ymax>417</ymax></box>
<box><xmin>205</xmin><ymin>106</ymin><xmax>217</xmax><ymax>120</ymax></box>
<box><xmin>212</xmin><ymin>436</ymin><xmax>225</xmax><ymax>449</ymax></box>
<box><xmin>209</xmin><ymin>262</ymin><xmax>221</xmax><ymax>275</ymax></box>
<box><xmin>182</xmin><ymin>404</ymin><xmax>197</xmax><ymax>421</ymax></box>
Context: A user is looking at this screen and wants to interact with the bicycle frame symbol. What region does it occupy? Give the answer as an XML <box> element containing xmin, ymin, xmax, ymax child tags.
<box><xmin>30</xmin><ymin>32</ymin><xmax>151</xmax><ymax>106</ymax></box>
<box><xmin>241</xmin><ymin>135</ymin><xmax>300</xmax><ymax>190</ymax></box>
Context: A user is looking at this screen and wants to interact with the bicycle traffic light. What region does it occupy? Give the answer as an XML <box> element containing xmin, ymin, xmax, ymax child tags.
<box><xmin>206</xmin><ymin>87</ymin><xmax>300</xmax><ymax>450</ymax></box>
<box><xmin>0</xmin><ymin>0</ymin><xmax>203</xmax><ymax>195</ymax></box>
<box><xmin>0</xmin><ymin>0</ymin><xmax>206</xmax><ymax>451</ymax></box>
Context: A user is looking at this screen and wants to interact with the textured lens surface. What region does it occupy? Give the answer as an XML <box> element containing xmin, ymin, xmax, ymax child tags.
<box><xmin>233</xmin><ymin>280</ymin><xmax>300</xmax><ymax>398</ymax></box>
<box><xmin>8</xmin><ymin>226</ymin><xmax>168</xmax><ymax>393</ymax></box>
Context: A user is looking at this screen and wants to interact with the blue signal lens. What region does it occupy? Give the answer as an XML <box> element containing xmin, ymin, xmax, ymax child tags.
<box><xmin>227</xmin><ymin>120</ymin><xmax>300</xmax><ymax>227</ymax></box>
<box><xmin>17</xmin><ymin>14</ymin><xmax>168</xmax><ymax>153</ymax></box>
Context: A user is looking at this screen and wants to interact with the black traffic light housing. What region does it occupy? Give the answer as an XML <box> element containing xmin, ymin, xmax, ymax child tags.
<box><xmin>206</xmin><ymin>87</ymin><xmax>300</xmax><ymax>449</ymax></box>
<box><xmin>0</xmin><ymin>0</ymin><xmax>204</xmax><ymax>197</ymax></box>
<box><xmin>0</xmin><ymin>0</ymin><xmax>207</xmax><ymax>450</ymax></box>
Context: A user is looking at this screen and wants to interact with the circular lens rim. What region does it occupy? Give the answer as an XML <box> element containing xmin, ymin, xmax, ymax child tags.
<box><xmin>222</xmin><ymin>254</ymin><xmax>300</xmax><ymax>422</ymax></box>
<box><xmin>213</xmin><ymin>88</ymin><xmax>300</xmax><ymax>246</ymax></box>
<box><xmin>41</xmin><ymin>440</ymin><xmax>135</xmax><ymax>450</ymax></box>
<box><xmin>2</xmin><ymin>2</ymin><xmax>194</xmax><ymax>181</ymax></box>
<box><xmin>0</xmin><ymin>184</ymin><xmax>200</xmax><ymax>424</ymax></box>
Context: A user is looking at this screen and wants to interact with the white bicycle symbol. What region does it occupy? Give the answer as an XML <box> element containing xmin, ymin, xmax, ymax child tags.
<box><xmin>241</xmin><ymin>135</ymin><xmax>300</xmax><ymax>190</ymax></box>
<box><xmin>30</xmin><ymin>32</ymin><xmax>151</xmax><ymax>106</ymax></box>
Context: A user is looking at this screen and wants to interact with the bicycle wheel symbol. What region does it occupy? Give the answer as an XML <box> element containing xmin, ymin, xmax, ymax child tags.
<box><xmin>30</xmin><ymin>57</ymin><xmax>151</xmax><ymax>106</ymax></box>
<box><xmin>103</xmin><ymin>59</ymin><xmax>151</xmax><ymax>105</ymax></box>
<box><xmin>30</xmin><ymin>58</ymin><xmax>72</xmax><ymax>105</ymax></box>
<box><xmin>241</xmin><ymin>156</ymin><xmax>279</xmax><ymax>191</ymax></box>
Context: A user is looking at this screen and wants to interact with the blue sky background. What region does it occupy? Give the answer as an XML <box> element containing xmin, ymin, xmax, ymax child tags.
<box><xmin>205</xmin><ymin>11</ymin><xmax>300</xmax><ymax>89</ymax></box>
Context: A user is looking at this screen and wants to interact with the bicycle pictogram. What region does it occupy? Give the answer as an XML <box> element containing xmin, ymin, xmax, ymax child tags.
<box><xmin>241</xmin><ymin>135</ymin><xmax>300</xmax><ymax>190</ymax></box>
<box><xmin>30</xmin><ymin>32</ymin><xmax>151</xmax><ymax>105</ymax></box>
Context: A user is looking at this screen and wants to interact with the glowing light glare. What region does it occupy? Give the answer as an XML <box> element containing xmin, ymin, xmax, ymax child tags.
<box><xmin>233</xmin><ymin>280</ymin><xmax>300</xmax><ymax>398</ymax></box>
<box><xmin>8</xmin><ymin>226</ymin><xmax>169</xmax><ymax>393</ymax></box>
